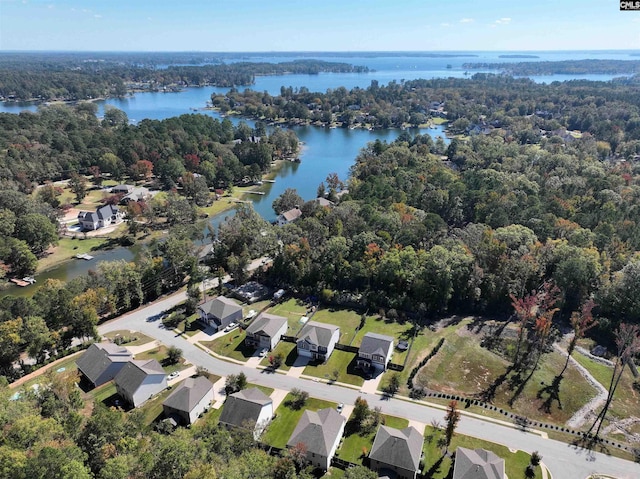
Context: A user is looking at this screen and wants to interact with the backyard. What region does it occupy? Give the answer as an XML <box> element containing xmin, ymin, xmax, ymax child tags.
<box><xmin>311</xmin><ymin>308</ymin><xmax>363</xmax><ymax>346</ymax></box>
<box><xmin>336</xmin><ymin>414</ymin><xmax>409</xmax><ymax>465</ymax></box>
<box><xmin>262</xmin><ymin>394</ymin><xmax>337</xmax><ymax>448</ymax></box>
<box><xmin>266</xmin><ymin>298</ymin><xmax>310</xmax><ymax>334</ymax></box>
<box><xmin>135</xmin><ymin>345</ymin><xmax>189</xmax><ymax>374</ymax></box>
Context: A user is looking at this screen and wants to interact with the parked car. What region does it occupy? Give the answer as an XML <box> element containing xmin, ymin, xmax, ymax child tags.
<box><xmin>246</xmin><ymin>310</ymin><xmax>257</xmax><ymax>319</ymax></box>
<box><xmin>224</xmin><ymin>322</ymin><xmax>239</xmax><ymax>332</ymax></box>
<box><xmin>168</xmin><ymin>371</ymin><xmax>180</xmax><ymax>380</ymax></box>
<box><xmin>337</xmin><ymin>403</ymin><xmax>344</xmax><ymax>413</ymax></box>
<box><xmin>259</xmin><ymin>348</ymin><xmax>268</xmax><ymax>358</ymax></box>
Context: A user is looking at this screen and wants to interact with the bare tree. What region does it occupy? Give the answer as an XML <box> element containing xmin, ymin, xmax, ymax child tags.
<box><xmin>444</xmin><ymin>400</ymin><xmax>460</xmax><ymax>452</ymax></box>
<box><xmin>561</xmin><ymin>300</ymin><xmax>597</xmax><ymax>376</ymax></box>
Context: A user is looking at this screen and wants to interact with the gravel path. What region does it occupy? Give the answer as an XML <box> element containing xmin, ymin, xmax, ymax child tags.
<box><xmin>555</xmin><ymin>340</ymin><xmax>608</xmax><ymax>429</ymax></box>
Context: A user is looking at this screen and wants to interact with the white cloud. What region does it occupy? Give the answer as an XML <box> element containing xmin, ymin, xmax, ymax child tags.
<box><xmin>460</xmin><ymin>18</ymin><xmax>474</xmax><ymax>24</ymax></box>
<box><xmin>494</xmin><ymin>17</ymin><xmax>512</xmax><ymax>25</ymax></box>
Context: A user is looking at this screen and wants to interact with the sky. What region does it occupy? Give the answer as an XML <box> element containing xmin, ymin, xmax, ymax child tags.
<box><xmin>0</xmin><ymin>0</ymin><xmax>639</xmax><ymax>52</ymax></box>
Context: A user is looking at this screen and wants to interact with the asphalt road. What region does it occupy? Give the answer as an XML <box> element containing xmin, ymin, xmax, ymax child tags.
<box><xmin>98</xmin><ymin>280</ymin><xmax>640</xmax><ymax>479</ymax></box>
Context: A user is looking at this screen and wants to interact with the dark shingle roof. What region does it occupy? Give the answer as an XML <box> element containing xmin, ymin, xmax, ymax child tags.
<box><xmin>199</xmin><ymin>296</ymin><xmax>242</xmax><ymax>320</ymax></box>
<box><xmin>286</xmin><ymin>408</ymin><xmax>345</xmax><ymax>456</ymax></box>
<box><xmin>298</xmin><ymin>321</ymin><xmax>339</xmax><ymax>349</ymax></box>
<box><xmin>246</xmin><ymin>313</ymin><xmax>288</xmax><ymax>338</ymax></box>
<box><xmin>114</xmin><ymin>359</ymin><xmax>165</xmax><ymax>397</ymax></box>
<box><xmin>453</xmin><ymin>447</ymin><xmax>504</xmax><ymax>479</ymax></box>
<box><xmin>369</xmin><ymin>426</ymin><xmax>423</xmax><ymax>472</ymax></box>
<box><xmin>76</xmin><ymin>342</ymin><xmax>132</xmax><ymax>385</ymax></box>
<box><xmin>359</xmin><ymin>332</ymin><xmax>394</xmax><ymax>357</ymax></box>
<box><xmin>281</xmin><ymin>208</ymin><xmax>302</xmax><ymax>222</ymax></box>
<box><xmin>96</xmin><ymin>204</ymin><xmax>118</xmax><ymax>220</ymax></box>
<box><xmin>219</xmin><ymin>387</ymin><xmax>272</xmax><ymax>429</ymax></box>
<box><xmin>162</xmin><ymin>376</ymin><xmax>213</xmax><ymax>413</ymax></box>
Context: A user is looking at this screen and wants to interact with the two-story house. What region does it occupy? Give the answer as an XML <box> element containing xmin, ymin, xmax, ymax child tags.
<box><xmin>296</xmin><ymin>321</ymin><xmax>340</xmax><ymax>363</ymax></box>
<box><xmin>76</xmin><ymin>342</ymin><xmax>133</xmax><ymax>388</ymax></box>
<box><xmin>162</xmin><ymin>376</ymin><xmax>214</xmax><ymax>425</ymax></box>
<box><xmin>368</xmin><ymin>425</ymin><xmax>423</xmax><ymax>479</ymax></box>
<box><xmin>198</xmin><ymin>296</ymin><xmax>243</xmax><ymax>331</ymax></box>
<box><xmin>77</xmin><ymin>204</ymin><xmax>124</xmax><ymax>231</ymax></box>
<box><xmin>356</xmin><ymin>332</ymin><xmax>394</xmax><ymax>373</ymax></box>
<box><xmin>114</xmin><ymin>359</ymin><xmax>167</xmax><ymax>408</ymax></box>
<box><xmin>219</xmin><ymin>387</ymin><xmax>273</xmax><ymax>439</ymax></box>
<box><xmin>244</xmin><ymin>313</ymin><xmax>288</xmax><ymax>351</ymax></box>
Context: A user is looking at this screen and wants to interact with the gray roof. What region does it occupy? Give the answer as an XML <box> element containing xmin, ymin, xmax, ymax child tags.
<box><xmin>76</xmin><ymin>342</ymin><xmax>132</xmax><ymax>384</ymax></box>
<box><xmin>369</xmin><ymin>426</ymin><xmax>423</xmax><ymax>472</ymax></box>
<box><xmin>163</xmin><ymin>376</ymin><xmax>213</xmax><ymax>413</ymax></box>
<box><xmin>453</xmin><ymin>447</ymin><xmax>504</xmax><ymax>479</ymax></box>
<box><xmin>219</xmin><ymin>387</ymin><xmax>272</xmax><ymax>429</ymax></box>
<box><xmin>199</xmin><ymin>296</ymin><xmax>242</xmax><ymax>320</ymax></box>
<box><xmin>314</xmin><ymin>197</ymin><xmax>334</xmax><ymax>207</ymax></box>
<box><xmin>114</xmin><ymin>359</ymin><xmax>165</xmax><ymax>397</ymax></box>
<box><xmin>359</xmin><ymin>333</ymin><xmax>394</xmax><ymax>357</ymax></box>
<box><xmin>96</xmin><ymin>204</ymin><xmax>119</xmax><ymax>220</ymax></box>
<box><xmin>287</xmin><ymin>408</ymin><xmax>345</xmax><ymax>456</ymax></box>
<box><xmin>246</xmin><ymin>313</ymin><xmax>288</xmax><ymax>338</ymax></box>
<box><xmin>298</xmin><ymin>321</ymin><xmax>339</xmax><ymax>349</ymax></box>
<box><xmin>281</xmin><ymin>208</ymin><xmax>302</xmax><ymax>222</ymax></box>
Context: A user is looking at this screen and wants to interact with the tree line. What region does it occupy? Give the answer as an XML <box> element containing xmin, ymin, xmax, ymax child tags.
<box><xmin>462</xmin><ymin>59</ymin><xmax>640</xmax><ymax>75</ymax></box>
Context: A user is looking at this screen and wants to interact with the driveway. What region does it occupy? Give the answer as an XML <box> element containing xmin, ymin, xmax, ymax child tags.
<box><xmin>287</xmin><ymin>356</ymin><xmax>310</xmax><ymax>378</ymax></box>
<box><xmin>96</xmin><ymin>292</ymin><xmax>640</xmax><ymax>479</ymax></box>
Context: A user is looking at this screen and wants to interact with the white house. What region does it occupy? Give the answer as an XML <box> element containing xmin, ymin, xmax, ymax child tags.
<box><xmin>244</xmin><ymin>313</ymin><xmax>288</xmax><ymax>351</ymax></box>
<box><xmin>77</xmin><ymin>204</ymin><xmax>124</xmax><ymax>231</ymax></box>
<box><xmin>296</xmin><ymin>321</ymin><xmax>340</xmax><ymax>362</ymax></box>
<box><xmin>114</xmin><ymin>359</ymin><xmax>167</xmax><ymax>408</ymax></box>
<box><xmin>356</xmin><ymin>332</ymin><xmax>394</xmax><ymax>373</ymax></box>
<box><xmin>76</xmin><ymin>342</ymin><xmax>133</xmax><ymax>388</ymax></box>
<box><xmin>162</xmin><ymin>376</ymin><xmax>214</xmax><ymax>425</ymax></box>
<box><xmin>219</xmin><ymin>387</ymin><xmax>273</xmax><ymax>439</ymax></box>
<box><xmin>287</xmin><ymin>408</ymin><xmax>346</xmax><ymax>470</ymax></box>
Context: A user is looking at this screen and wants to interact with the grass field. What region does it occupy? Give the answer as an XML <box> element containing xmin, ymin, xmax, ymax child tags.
<box><xmin>12</xmin><ymin>354</ymin><xmax>82</xmax><ymax>392</ymax></box>
<box><xmin>415</xmin><ymin>320</ymin><xmax>597</xmax><ymax>425</ymax></box>
<box><xmin>267</xmin><ymin>298</ymin><xmax>310</xmax><ymax>334</ymax></box>
<box><xmin>303</xmin><ymin>350</ymin><xmax>364</xmax><ymax>386</ymax></box>
<box><xmin>202</xmin><ymin>330</ymin><xmax>255</xmax><ymax>362</ymax></box>
<box><xmin>37</xmin><ymin>236</ymin><xmax>118</xmax><ymax>271</ymax></box>
<box><xmin>353</xmin><ymin>315</ymin><xmax>415</xmax><ymax>364</ymax></box>
<box><xmin>262</xmin><ymin>395</ymin><xmax>337</xmax><ymax>448</ymax></box>
<box><xmin>135</xmin><ymin>346</ymin><xmax>188</xmax><ymax>374</ymax></box>
<box><xmin>259</xmin><ymin>340</ymin><xmax>298</xmax><ymax>371</ymax></box>
<box><xmin>311</xmin><ymin>308</ymin><xmax>363</xmax><ymax>346</ymax></box>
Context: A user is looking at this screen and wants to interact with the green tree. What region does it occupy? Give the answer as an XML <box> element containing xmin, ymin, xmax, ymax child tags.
<box><xmin>68</xmin><ymin>174</ymin><xmax>88</xmax><ymax>204</ymax></box>
<box><xmin>272</xmin><ymin>188</ymin><xmax>304</xmax><ymax>215</ymax></box>
<box><xmin>14</xmin><ymin>213</ymin><xmax>58</xmax><ymax>255</ymax></box>
<box><xmin>166</xmin><ymin>346</ymin><xmax>183</xmax><ymax>365</ymax></box>
<box><xmin>343</xmin><ymin>465</ymin><xmax>377</xmax><ymax>479</ymax></box>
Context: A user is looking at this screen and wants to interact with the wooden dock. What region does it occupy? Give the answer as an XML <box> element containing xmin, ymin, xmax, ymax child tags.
<box><xmin>75</xmin><ymin>253</ymin><xmax>94</xmax><ymax>260</ymax></box>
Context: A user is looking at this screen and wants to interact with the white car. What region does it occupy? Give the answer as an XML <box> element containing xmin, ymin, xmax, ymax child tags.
<box><xmin>259</xmin><ymin>348</ymin><xmax>268</xmax><ymax>358</ymax></box>
<box><xmin>168</xmin><ymin>371</ymin><xmax>180</xmax><ymax>380</ymax></box>
<box><xmin>246</xmin><ymin>310</ymin><xmax>257</xmax><ymax>319</ymax></box>
<box><xmin>337</xmin><ymin>403</ymin><xmax>344</xmax><ymax>413</ymax></box>
<box><xmin>224</xmin><ymin>322</ymin><xmax>239</xmax><ymax>332</ymax></box>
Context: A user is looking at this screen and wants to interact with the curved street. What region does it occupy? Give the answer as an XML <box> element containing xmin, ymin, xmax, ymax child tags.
<box><xmin>96</xmin><ymin>286</ymin><xmax>640</xmax><ymax>479</ymax></box>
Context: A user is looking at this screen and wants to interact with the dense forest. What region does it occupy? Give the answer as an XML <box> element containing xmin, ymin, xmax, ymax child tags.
<box><xmin>462</xmin><ymin>59</ymin><xmax>640</xmax><ymax>75</ymax></box>
<box><xmin>0</xmin><ymin>54</ymin><xmax>368</xmax><ymax>101</ymax></box>
<box><xmin>212</xmin><ymin>73</ymin><xmax>640</xmax><ymax>144</ymax></box>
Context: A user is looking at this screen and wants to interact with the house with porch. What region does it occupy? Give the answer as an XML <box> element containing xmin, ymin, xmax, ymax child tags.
<box><xmin>77</xmin><ymin>204</ymin><xmax>124</xmax><ymax>231</ymax></box>
<box><xmin>286</xmin><ymin>408</ymin><xmax>346</xmax><ymax>471</ymax></box>
<box><xmin>244</xmin><ymin>313</ymin><xmax>288</xmax><ymax>351</ymax></box>
<box><xmin>356</xmin><ymin>332</ymin><xmax>394</xmax><ymax>373</ymax></box>
<box><xmin>296</xmin><ymin>321</ymin><xmax>340</xmax><ymax>363</ymax></box>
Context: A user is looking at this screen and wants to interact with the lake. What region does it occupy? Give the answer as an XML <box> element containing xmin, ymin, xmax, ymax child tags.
<box><xmin>0</xmin><ymin>50</ymin><xmax>628</xmax><ymax>293</ymax></box>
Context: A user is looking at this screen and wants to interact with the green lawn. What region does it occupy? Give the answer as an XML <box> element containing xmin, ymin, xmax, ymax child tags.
<box><xmin>134</xmin><ymin>346</ymin><xmax>188</xmax><ymax>374</ymax></box>
<box><xmin>303</xmin><ymin>350</ymin><xmax>364</xmax><ymax>386</ymax></box>
<box><xmin>38</xmin><ymin>236</ymin><xmax>116</xmax><ymax>272</ymax></box>
<box><xmin>262</xmin><ymin>395</ymin><xmax>336</xmax><ymax>448</ymax></box>
<box><xmin>14</xmin><ymin>355</ymin><xmax>82</xmax><ymax>391</ymax></box>
<box><xmin>336</xmin><ymin>414</ymin><xmax>409</xmax><ymax>464</ymax></box>
<box><xmin>572</xmin><ymin>353</ymin><xmax>640</xmax><ymax>431</ymax></box>
<box><xmin>259</xmin><ymin>340</ymin><xmax>298</xmax><ymax>371</ymax></box>
<box><xmin>202</xmin><ymin>330</ymin><xmax>255</xmax><ymax>362</ymax></box>
<box><xmin>102</xmin><ymin>331</ymin><xmax>153</xmax><ymax>346</ymax></box>
<box><xmin>90</xmin><ymin>383</ymin><xmax>118</xmax><ymax>405</ymax></box>
<box><xmin>175</xmin><ymin>314</ymin><xmax>207</xmax><ymax>337</ymax></box>
<box><xmin>311</xmin><ymin>308</ymin><xmax>363</xmax><ymax>346</ymax></box>
<box><xmin>139</xmin><ymin>385</ymin><xmax>175</xmax><ymax>425</ymax></box>
<box><xmin>422</xmin><ymin>426</ymin><xmax>542</xmax><ymax>479</ymax></box>
<box><xmin>410</xmin><ymin>319</ymin><xmax>597</xmax><ymax>425</ymax></box>
<box><xmin>266</xmin><ymin>298</ymin><xmax>310</xmax><ymax>334</ymax></box>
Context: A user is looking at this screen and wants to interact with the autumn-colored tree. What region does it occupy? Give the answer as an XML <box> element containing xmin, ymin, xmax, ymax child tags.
<box><xmin>561</xmin><ymin>300</ymin><xmax>597</xmax><ymax>376</ymax></box>
<box><xmin>589</xmin><ymin>323</ymin><xmax>640</xmax><ymax>439</ymax></box>
<box><xmin>130</xmin><ymin>159</ymin><xmax>154</xmax><ymax>180</ymax></box>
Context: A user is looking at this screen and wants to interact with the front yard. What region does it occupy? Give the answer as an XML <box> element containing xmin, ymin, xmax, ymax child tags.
<box><xmin>303</xmin><ymin>350</ymin><xmax>365</xmax><ymax>386</ymax></box>
<box><xmin>201</xmin><ymin>330</ymin><xmax>255</xmax><ymax>362</ymax></box>
<box><xmin>135</xmin><ymin>345</ymin><xmax>189</xmax><ymax>374</ymax></box>
<box><xmin>259</xmin><ymin>340</ymin><xmax>298</xmax><ymax>371</ymax></box>
<box><xmin>102</xmin><ymin>330</ymin><xmax>154</xmax><ymax>346</ymax></box>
